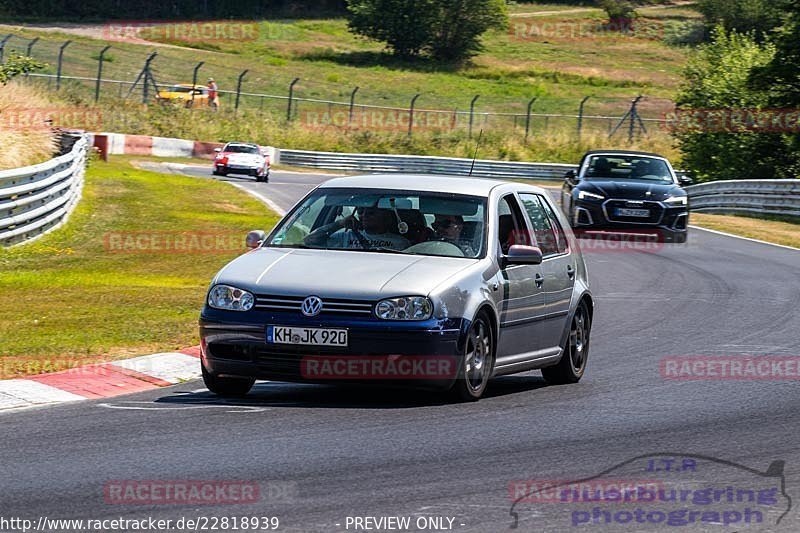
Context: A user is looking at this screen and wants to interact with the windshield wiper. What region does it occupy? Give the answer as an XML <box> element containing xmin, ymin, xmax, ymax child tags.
<box><xmin>366</xmin><ymin>246</ymin><xmax>411</xmax><ymax>254</ymax></box>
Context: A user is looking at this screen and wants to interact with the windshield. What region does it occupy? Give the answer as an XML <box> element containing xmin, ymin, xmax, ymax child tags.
<box><xmin>267</xmin><ymin>188</ymin><xmax>486</xmax><ymax>258</ymax></box>
<box><xmin>225</xmin><ymin>144</ymin><xmax>259</xmax><ymax>154</ymax></box>
<box><xmin>584</xmin><ymin>155</ymin><xmax>674</xmax><ymax>182</ymax></box>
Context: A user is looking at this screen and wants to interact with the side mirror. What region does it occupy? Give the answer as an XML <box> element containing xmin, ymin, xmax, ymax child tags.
<box><xmin>214</xmin><ymin>147</ymin><xmax>222</xmax><ymax>153</ymax></box>
<box><xmin>246</xmin><ymin>230</ymin><xmax>267</xmax><ymax>249</ymax></box>
<box><xmin>565</xmin><ymin>170</ymin><xmax>577</xmax><ymax>181</ymax></box>
<box><xmin>678</xmin><ymin>175</ymin><xmax>694</xmax><ymax>186</ymax></box>
<box><xmin>503</xmin><ymin>245</ymin><xmax>543</xmax><ymax>267</ymax></box>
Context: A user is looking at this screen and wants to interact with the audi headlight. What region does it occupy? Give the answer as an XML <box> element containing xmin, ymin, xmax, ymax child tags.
<box><xmin>208</xmin><ymin>285</ymin><xmax>254</xmax><ymax>311</ymax></box>
<box><xmin>665</xmin><ymin>195</ymin><xmax>688</xmax><ymax>206</ymax></box>
<box><xmin>578</xmin><ymin>190</ymin><xmax>605</xmax><ymax>201</ymax></box>
<box><xmin>375</xmin><ymin>296</ymin><xmax>433</xmax><ymax>321</ymax></box>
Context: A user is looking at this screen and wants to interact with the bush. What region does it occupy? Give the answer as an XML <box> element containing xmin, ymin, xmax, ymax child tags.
<box><xmin>0</xmin><ymin>54</ymin><xmax>46</xmax><ymax>85</ymax></box>
<box><xmin>346</xmin><ymin>0</ymin><xmax>507</xmax><ymax>62</ymax></box>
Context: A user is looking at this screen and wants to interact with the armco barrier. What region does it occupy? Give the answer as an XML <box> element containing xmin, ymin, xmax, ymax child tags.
<box><xmin>277</xmin><ymin>149</ymin><xmax>577</xmax><ymax>181</ymax></box>
<box><xmin>0</xmin><ymin>134</ymin><xmax>89</xmax><ymax>247</ymax></box>
<box><xmin>686</xmin><ymin>180</ymin><xmax>800</xmax><ymax>218</ymax></box>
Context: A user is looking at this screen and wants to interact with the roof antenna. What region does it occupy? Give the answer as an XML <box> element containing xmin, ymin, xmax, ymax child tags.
<box><xmin>468</xmin><ymin>129</ymin><xmax>483</xmax><ymax>177</ymax></box>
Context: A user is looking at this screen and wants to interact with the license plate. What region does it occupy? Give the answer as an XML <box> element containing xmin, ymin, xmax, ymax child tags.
<box><xmin>267</xmin><ymin>326</ymin><xmax>348</xmax><ymax>347</ymax></box>
<box><xmin>616</xmin><ymin>208</ymin><xmax>651</xmax><ymax>218</ymax></box>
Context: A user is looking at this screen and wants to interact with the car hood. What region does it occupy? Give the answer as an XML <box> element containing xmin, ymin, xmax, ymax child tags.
<box><xmin>222</xmin><ymin>152</ymin><xmax>263</xmax><ymax>165</ymax></box>
<box><xmin>213</xmin><ymin>248</ymin><xmax>476</xmax><ymax>300</ymax></box>
<box><xmin>581</xmin><ymin>179</ymin><xmax>684</xmax><ymax>201</ymax></box>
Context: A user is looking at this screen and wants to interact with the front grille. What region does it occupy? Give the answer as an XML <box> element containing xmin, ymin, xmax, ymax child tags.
<box><xmin>604</xmin><ymin>200</ymin><xmax>665</xmax><ymax>225</ymax></box>
<box><xmin>254</xmin><ymin>294</ymin><xmax>374</xmax><ymax>316</ymax></box>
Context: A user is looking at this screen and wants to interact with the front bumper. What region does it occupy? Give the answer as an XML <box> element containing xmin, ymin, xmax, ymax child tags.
<box><xmin>214</xmin><ymin>164</ymin><xmax>264</xmax><ymax>176</ymax></box>
<box><xmin>199</xmin><ymin>307</ymin><xmax>469</xmax><ymax>389</ymax></box>
<box><xmin>572</xmin><ymin>198</ymin><xmax>688</xmax><ymax>242</ymax></box>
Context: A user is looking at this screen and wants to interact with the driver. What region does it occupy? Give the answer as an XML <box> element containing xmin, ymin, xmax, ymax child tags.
<box><xmin>432</xmin><ymin>214</ymin><xmax>476</xmax><ymax>256</ymax></box>
<box><xmin>304</xmin><ymin>206</ymin><xmax>410</xmax><ymax>250</ymax></box>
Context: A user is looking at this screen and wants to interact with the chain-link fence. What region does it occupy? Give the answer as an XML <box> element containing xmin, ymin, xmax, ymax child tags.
<box><xmin>1</xmin><ymin>32</ymin><xmax>677</xmax><ymax>141</ymax></box>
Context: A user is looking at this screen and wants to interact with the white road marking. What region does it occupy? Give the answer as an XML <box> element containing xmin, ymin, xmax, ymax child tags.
<box><xmin>690</xmin><ymin>225</ymin><xmax>800</xmax><ymax>252</ymax></box>
<box><xmin>97</xmin><ymin>401</ymin><xmax>268</xmax><ymax>413</ymax></box>
<box><xmin>228</xmin><ymin>181</ymin><xmax>287</xmax><ymax>216</ymax></box>
<box><xmin>110</xmin><ymin>353</ymin><xmax>201</xmax><ymax>384</ymax></box>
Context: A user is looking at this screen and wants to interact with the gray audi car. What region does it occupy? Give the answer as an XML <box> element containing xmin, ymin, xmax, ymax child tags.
<box><xmin>200</xmin><ymin>175</ymin><xmax>593</xmax><ymax>401</ymax></box>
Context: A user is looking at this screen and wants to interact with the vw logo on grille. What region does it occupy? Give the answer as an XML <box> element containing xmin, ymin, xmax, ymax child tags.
<box><xmin>301</xmin><ymin>296</ymin><xmax>323</xmax><ymax>317</ymax></box>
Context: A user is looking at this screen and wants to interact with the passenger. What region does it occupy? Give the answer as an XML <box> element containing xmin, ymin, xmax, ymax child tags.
<box><xmin>432</xmin><ymin>214</ymin><xmax>476</xmax><ymax>256</ymax></box>
<box><xmin>305</xmin><ymin>207</ymin><xmax>410</xmax><ymax>250</ymax></box>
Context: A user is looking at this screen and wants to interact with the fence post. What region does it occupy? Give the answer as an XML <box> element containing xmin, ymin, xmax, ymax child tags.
<box><xmin>578</xmin><ymin>96</ymin><xmax>591</xmax><ymax>138</ymax></box>
<box><xmin>235</xmin><ymin>69</ymin><xmax>248</xmax><ymax>112</ymax></box>
<box><xmin>525</xmin><ymin>97</ymin><xmax>537</xmax><ymax>140</ymax></box>
<box><xmin>95</xmin><ymin>45</ymin><xmax>111</xmax><ymax>102</ymax></box>
<box><xmin>348</xmin><ymin>86</ymin><xmax>359</xmax><ymax>125</ymax></box>
<box><xmin>24</xmin><ymin>37</ymin><xmax>40</xmax><ymax>78</ymax></box>
<box><xmin>141</xmin><ymin>52</ymin><xmax>157</xmax><ymax>104</ymax></box>
<box><xmin>468</xmin><ymin>95</ymin><xmax>480</xmax><ymax>139</ymax></box>
<box><xmin>26</xmin><ymin>37</ymin><xmax>39</xmax><ymax>57</ymax></box>
<box><xmin>408</xmin><ymin>93</ymin><xmax>421</xmax><ymax>138</ymax></box>
<box><xmin>56</xmin><ymin>40</ymin><xmax>72</xmax><ymax>90</ymax></box>
<box><xmin>0</xmin><ymin>34</ymin><xmax>12</xmax><ymax>63</ymax></box>
<box><xmin>287</xmin><ymin>78</ymin><xmax>300</xmax><ymax>121</ymax></box>
<box><xmin>629</xmin><ymin>95</ymin><xmax>643</xmax><ymax>142</ymax></box>
<box><xmin>191</xmin><ymin>61</ymin><xmax>204</xmax><ymax>107</ymax></box>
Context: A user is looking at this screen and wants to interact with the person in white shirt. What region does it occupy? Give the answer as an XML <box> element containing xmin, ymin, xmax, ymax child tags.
<box><xmin>305</xmin><ymin>206</ymin><xmax>409</xmax><ymax>250</ymax></box>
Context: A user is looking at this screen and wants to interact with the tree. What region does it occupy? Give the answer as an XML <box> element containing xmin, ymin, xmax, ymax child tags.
<box><xmin>673</xmin><ymin>29</ymin><xmax>776</xmax><ymax>181</ymax></box>
<box><xmin>347</xmin><ymin>0</ymin><xmax>437</xmax><ymax>58</ymax></box>
<box><xmin>346</xmin><ymin>0</ymin><xmax>507</xmax><ymax>62</ymax></box>
<box><xmin>427</xmin><ymin>0</ymin><xmax>508</xmax><ymax>62</ymax></box>
<box><xmin>748</xmin><ymin>0</ymin><xmax>800</xmax><ymax>178</ymax></box>
<box><xmin>696</xmin><ymin>0</ymin><xmax>789</xmax><ymax>42</ymax></box>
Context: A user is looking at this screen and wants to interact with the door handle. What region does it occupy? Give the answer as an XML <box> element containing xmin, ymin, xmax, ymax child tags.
<box><xmin>567</xmin><ymin>265</ymin><xmax>575</xmax><ymax>279</ymax></box>
<box><xmin>535</xmin><ymin>274</ymin><xmax>544</xmax><ymax>288</ymax></box>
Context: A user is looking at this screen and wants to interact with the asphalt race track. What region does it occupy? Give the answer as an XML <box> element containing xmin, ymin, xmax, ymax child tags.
<box><xmin>2</xmin><ymin>166</ymin><xmax>799</xmax><ymax>532</ymax></box>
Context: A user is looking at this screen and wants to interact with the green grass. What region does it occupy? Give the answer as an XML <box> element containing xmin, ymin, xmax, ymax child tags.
<box><xmin>0</xmin><ymin>2</ymin><xmax>699</xmax><ymax>163</ymax></box>
<box><xmin>691</xmin><ymin>213</ymin><xmax>800</xmax><ymax>249</ymax></box>
<box><xmin>0</xmin><ymin>157</ymin><xmax>278</xmax><ymax>378</ymax></box>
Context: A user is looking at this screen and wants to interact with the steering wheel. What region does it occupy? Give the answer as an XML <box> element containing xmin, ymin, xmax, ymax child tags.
<box><xmin>405</xmin><ymin>241</ymin><xmax>465</xmax><ymax>257</ymax></box>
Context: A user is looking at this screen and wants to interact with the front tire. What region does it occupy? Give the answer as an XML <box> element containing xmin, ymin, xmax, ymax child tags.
<box><xmin>202</xmin><ymin>365</ymin><xmax>255</xmax><ymax>397</ymax></box>
<box><xmin>451</xmin><ymin>314</ymin><xmax>494</xmax><ymax>402</ymax></box>
<box><xmin>542</xmin><ymin>300</ymin><xmax>591</xmax><ymax>385</ymax></box>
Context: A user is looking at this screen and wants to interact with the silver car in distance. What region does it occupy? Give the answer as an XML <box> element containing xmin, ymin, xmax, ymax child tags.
<box><xmin>200</xmin><ymin>175</ymin><xmax>593</xmax><ymax>401</ymax></box>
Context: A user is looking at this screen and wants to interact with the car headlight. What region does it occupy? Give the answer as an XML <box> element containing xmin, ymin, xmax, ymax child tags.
<box><xmin>208</xmin><ymin>285</ymin><xmax>254</xmax><ymax>311</ymax></box>
<box><xmin>375</xmin><ymin>296</ymin><xmax>433</xmax><ymax>321</ymax></box>
<box><xmin>578</xmin><ymin>190</ymin><xmax>605</xmax><ymax>201</ymax></box>
<box><xmin>665</xmin><ymin>196</ymin><xmax>688</xmax><ymax>206</ymax></box>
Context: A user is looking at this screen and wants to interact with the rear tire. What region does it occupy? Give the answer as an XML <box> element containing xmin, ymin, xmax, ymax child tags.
<box><xmin>450</xmin><ymin>314</ymin><xmax>494</xmax><ymax>402</ymax></box>
<box><xmin>542</xmin><ymin>300</ymin><xmax>591</xmax><ymax>385</ymax></box>
<box><xmin>202</xmin><ymin>365</ymin><xmax>255</xmax><ymax>397</ymax></box>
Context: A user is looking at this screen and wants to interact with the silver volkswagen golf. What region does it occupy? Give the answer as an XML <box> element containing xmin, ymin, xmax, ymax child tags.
<box><xmin>200</xmin><ymin>175</ymin><xmax>593</xmax><ymax>401</ymax></box>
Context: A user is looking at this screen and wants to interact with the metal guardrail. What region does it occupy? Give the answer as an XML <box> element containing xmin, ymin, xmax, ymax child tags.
<box><xmin>687</xmin><ymin>180</ymin><xmax>800</xmax><ymax>217</ymax></box>
<box><xmin>0</xmin><ymin>135</ymin><xmax>89</xmax><ymax>247</ymax></box>
<box><xmin>278</xmin><ymin>149</ymin><xmax>578</xmax><ymax>181</ymax></box>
